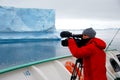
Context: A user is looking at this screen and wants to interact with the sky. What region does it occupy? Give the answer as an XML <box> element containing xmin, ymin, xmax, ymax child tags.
<box><xmin>55</xmin><ymin>19</ymin><xmax>120</xmax><ymax>29</ymax></box>
<box><xmin>0</xmin><ymin>0</ymin><xmax>120</xmax><ymax>29</ymax></box>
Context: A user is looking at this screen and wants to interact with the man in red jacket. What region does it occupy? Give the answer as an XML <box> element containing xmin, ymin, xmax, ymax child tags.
<box><xmin>68</xmin><ymin>27</ymin><xmax>107</xmax><ymax>80</ymax></box>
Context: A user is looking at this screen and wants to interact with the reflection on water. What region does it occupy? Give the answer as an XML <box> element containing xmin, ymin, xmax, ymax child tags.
<box><xmin>0</xmin><ymin>39</ymin><xmax>70</xmax><ymax>70</ymax></box>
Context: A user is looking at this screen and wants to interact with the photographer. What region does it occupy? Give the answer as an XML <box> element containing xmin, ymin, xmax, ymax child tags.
<box><xmin>61</xmin><ymin>28</ymin><xmax>107</xmax><ymax>80</ymax></box>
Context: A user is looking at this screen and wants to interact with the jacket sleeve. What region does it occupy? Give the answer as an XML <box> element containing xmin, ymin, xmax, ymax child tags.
<box><xmin>68</xmin><ymin>38</ymin><xmax>95</xmax><ymax>58</ymax></box>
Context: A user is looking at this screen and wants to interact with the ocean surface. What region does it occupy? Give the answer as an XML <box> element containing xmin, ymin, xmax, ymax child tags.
<box><xmin>0</xmin><ymin>29</ymin><xmax>120</xmax><ymax>70</ymax></box>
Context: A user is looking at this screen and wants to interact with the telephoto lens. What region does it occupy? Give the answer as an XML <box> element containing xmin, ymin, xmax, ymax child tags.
<box><xmin>60</xmin><ymin>31</ymin><xmax>72</xmax><ymax>38</ymax></box>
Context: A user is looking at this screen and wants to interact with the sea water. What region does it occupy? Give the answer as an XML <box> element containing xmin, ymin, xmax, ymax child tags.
<box><xmin>0</xmin><ymin>29</ymin><xmax>120</xmax><ymax>70</ymax></box>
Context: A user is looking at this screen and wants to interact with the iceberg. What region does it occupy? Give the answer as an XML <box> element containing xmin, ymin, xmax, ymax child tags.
<box><xmin>0</xmin><ymin>6</ymin><xmax>60</xmax><ymax>40</ymax></box>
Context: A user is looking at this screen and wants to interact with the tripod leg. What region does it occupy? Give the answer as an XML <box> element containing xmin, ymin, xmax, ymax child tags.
<box><xmin>70</xmin><ymin>58</ymin><xmax>83</xmax><ymax>80</ymax></box>
<box><xmin>71</xmin><ymin>61</ymin><xmax>78</xmax><ymax>80</ymax></box>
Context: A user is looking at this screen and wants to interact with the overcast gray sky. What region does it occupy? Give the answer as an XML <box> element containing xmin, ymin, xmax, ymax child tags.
<box><xmin>0</xmin><ymin>0</ymin><xmax>120</xmax><ymax>29</ymax></box>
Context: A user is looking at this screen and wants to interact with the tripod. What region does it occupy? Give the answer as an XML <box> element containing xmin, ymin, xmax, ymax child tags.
<box><xmin>70</xmin><ymin>58</ymin><xmax>83</xmax><ymax>80</ymax></box>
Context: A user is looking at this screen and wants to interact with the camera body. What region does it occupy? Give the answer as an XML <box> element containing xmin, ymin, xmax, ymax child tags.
<box><xmin>60</xmin><ymin>31</ymin><xmax>83</xmax><ymax>47</ymax></box>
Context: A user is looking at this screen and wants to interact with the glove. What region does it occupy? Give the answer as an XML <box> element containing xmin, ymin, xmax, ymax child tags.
<box><xmin>61</xmin><ymin>39</ymin><xmax>68</xmax><ymax>46</ymax></box>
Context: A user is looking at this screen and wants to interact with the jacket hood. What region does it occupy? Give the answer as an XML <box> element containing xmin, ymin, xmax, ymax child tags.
<box><xmin>89</xmin><ymin>38</ymin><xmax>106</xmax><ymax>50</ymax></box>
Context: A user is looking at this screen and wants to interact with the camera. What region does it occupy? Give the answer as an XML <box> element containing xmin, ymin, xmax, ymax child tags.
<box><xmin>60</xmin><ymin>31</ymin><xmax>83</xmax><ymax>47</ymax></box>
<box><xmin>60</xmin><ymin>31</ymin><xmax>82</xmax><ymax>38</ymax></box>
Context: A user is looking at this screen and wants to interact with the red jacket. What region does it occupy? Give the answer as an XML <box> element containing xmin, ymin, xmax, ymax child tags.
<box><xmin>68</xmin><ymin>38</ymin><xmax>107</xmax><ymax>80</ymax></box>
